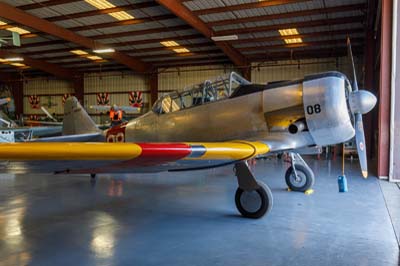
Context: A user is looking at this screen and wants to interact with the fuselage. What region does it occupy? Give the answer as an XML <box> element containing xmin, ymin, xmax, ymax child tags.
<box><xmin>106</xmin><ymin>71</ymin><xmax>354</xmax><ymax>148</ymax></box>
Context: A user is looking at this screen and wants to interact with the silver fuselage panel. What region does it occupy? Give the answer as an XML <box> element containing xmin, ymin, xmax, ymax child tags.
<box><xmin>114</xmin><ymin>71</ymin><xmax>354</xmax><ymax>152</ymax></box>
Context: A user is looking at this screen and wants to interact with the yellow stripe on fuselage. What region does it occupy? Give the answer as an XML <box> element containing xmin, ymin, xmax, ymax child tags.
<box><xmin>0</xmin><ymin>142</ymin><xmax>142</xmax><ymax>160</ymax></box>
<box><xmin>186</xmin><ymin>141</ymin><xmax>269</xmax><ymax>160</ymax></box>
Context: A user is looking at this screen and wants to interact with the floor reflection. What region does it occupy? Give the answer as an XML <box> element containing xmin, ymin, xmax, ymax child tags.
<box><xmin>0</xmin><ymin>195</ymin><xmax>31</xmax><ymax>266</ymax></box>
<box><xmin>108</xmin><ymin>178</ymin><xmax>124</xmax><ymax>197</ymax></box>
<box><xmin>90</xmin><ymin>212</ymin><xmax>118</xmax><ymax>260</ymax></box>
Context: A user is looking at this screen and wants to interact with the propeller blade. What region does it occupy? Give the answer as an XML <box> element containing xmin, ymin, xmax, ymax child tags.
<box><xmin>354</xmin><ymin>113</ymin><xmax>368</xmax><ymax>178</ymax></box>
<box><xmin>347</xmin><ymin>37</ymin><xmax>359</xmax><ymax>91</ymax></box>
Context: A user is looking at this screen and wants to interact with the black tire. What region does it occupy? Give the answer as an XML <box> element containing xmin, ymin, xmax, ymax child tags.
<box><xmin>285</xmin><ymin>164</ymin><xmax>314</xmax><ymax>192</ymax></box>
<box><xmin>235</xmin><ymin>181</ymin><xmax>273</xmax><ymax>219</ymax></box>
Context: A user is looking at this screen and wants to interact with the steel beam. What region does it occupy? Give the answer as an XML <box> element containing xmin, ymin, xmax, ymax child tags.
<box><xmin>237</xmin><ymin>38</ymin><xmax>364</xmax><ymax>52</ymax></box>
<box><xmin>192</xmin><ymin>0</ymin><xmax>309</xmax><ymax>16</ymax></box>
<box><xmin>19</xmin><ymin>29</ymin><xmax>363</xmax><ymax>58</ymax></box>
<box><xmin>73</xmin><ymin>76</ymin><xmax>84</xmax><ymax>105</ymax></box>
<box><xmin>247</xmin><ymin>46</ymin><xmax>364</xmax><ymax>61</ymax></box>
<box><xmin>0</xmin><ymin>2</ymin><xmax>151</xmax><ymax>73</ymax></box>
<box><xmin>0</xmin><ymin>50</ymin><xmax>76</xmax><ymax>79</ymax></box>
<box><xmin>149</xmin><ymin>73</ymin><xmax>158</xmax><ymax>106</ymax></box>
<box><xmin>19</xmin><ymin>0</ymin><xmax>79</xmax><ymax>10</ymax></box>
<box><xmin>156</xmin><ymin>0</ymin><xmax>247</xmax><ymax>67</ymax></box>
<box><xmin>217</xmin><ymin>16</ymin><xmax>364</xmax><ymax>35</ymax></box>
<box><xmin>207</xmin><ymin>3</ymin><xmax>366</xmax><ymax>27</ymax></box>
<box><xmin>46</xmin><ymin>2</ymin><xmax>158</xmax><ymax>21</ymax></box>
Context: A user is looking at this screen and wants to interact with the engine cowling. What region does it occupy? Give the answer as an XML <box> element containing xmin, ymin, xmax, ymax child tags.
<box><xmin>302</xmin><ymin>72</ymin><xmax>355</xmax><ymax>146</ymax></box>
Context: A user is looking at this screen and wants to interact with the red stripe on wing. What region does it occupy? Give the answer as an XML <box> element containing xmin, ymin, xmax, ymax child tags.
<box><xmin>73</xmin><ymin>143</ymin><xmax>193</xmax><ymax>174</ymax></box>
<box><xmin>136</xmin><ymin>143</ymin><xmax>192</xmax><ymax>165</ymax></box>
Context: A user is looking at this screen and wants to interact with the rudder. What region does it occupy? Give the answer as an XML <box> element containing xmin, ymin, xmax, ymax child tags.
<box><xmin>63</xmin><ymin>97</ymin><xmax>100</xmax><ymax>135</ymax></box>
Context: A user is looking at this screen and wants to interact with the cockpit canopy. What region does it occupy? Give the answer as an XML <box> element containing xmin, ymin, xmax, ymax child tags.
<box><xmin>152</xmin><ymin>72</ymin><xmax>250</xmax><ymax>114</ymax></box>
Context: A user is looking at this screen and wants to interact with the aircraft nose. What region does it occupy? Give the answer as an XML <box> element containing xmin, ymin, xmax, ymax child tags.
<box><xmin>349</xmin><ymin>90</ymin><xmax>377</xmax><ymax>114</ymax></box>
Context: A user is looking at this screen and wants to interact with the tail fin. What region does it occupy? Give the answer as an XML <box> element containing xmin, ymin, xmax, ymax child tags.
<box><xmin>63</xmin><ymin>97</ymin><xmax>100</xmax><ymax>135</ymax></box>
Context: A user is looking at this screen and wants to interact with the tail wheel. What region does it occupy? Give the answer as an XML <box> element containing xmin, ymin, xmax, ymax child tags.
<box><xmin>235</xmin><ymin>181</ymin><xmax>273</xmax><ymax>219</ymax></box>
<box><xmin>285</xmin><ymin>164</ymin><xmax>314</xmax><ymax>192</ymax></box>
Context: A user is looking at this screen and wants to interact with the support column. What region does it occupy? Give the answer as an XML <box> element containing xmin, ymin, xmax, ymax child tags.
<box><xmin>11</xmin><ymin>79</ymin><xmax>23</xmax><ymax>118</ymax></box>
<box><xmin>377</xmin><ymin>0</ymin><xmax>392</xmax><ymax>178</ymax></box>
<box><xmin>149</xmin><ymin>71</ymin><xmax>158</xmax><ymax>106</ymax></box>
<box><xmin>73</xmin><ymin>75</ymin><xmax>84</xmax><ymax>106</ymax></box>
<box><xmin>0</xmin><ymin>72</ymin><xmax>23</xmax><ymax>119</ymax></box>
<box><xmin>241</xmin><ymin>66</ymin><xmax>251</xmax><ymax>81</ymax></box>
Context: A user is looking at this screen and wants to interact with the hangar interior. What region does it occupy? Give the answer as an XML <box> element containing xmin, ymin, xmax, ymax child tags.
<box><xmin>0</xmin><ymin>0</ymin><xmax>399</xmax><ymax>265</ymax></box>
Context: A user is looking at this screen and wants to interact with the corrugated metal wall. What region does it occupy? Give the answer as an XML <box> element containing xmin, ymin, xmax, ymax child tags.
<box><xmin>84</xmin><ymin>72</ymin><xmax>148</xmax><ymax>107</ymax></box>
<box><xmin>24</xmin><ymin>78</ymin><xmax>73</xmax><ymax>115</ymax></box>
<box><xmin>84</xmin><ymin>72</ymin><xmax>149</xmax><ymax>123</ymax></box>
<box><xmin>22</xmin><ymin>58</ymin><xmax>363</xmax><ymax>120</ymax></box>
<box><xmin>251</xmin><ymin>57</ymin><xmax>361</xmax><ymax>84</ymax></box>
<box><xmin>158</xmin><ymin>65</ymin><xmax>237</xmax><ymax>95</ymax></box>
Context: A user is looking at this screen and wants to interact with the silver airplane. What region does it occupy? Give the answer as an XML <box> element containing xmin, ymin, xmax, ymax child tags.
<box><xmin>0</xmin><ymin>41</ymin><xmax>377</xmax><ymax>219</ymax></box>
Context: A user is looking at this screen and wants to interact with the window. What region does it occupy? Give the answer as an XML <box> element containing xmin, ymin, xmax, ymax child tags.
<box><xmin>170</xmin><ymin>94</ymin><xmax>182</xmax><ymax>112</ymax></box>
<box><xmin>192</xmin><ymin>88</ymin><xmax>203</xmax><ymax>106</ymax></box>
<box><xmin>161</xmin><ymin>96</ymin><xmax>172</xmax><ymax>113</ymax></box>
<box><xmin>181</xmin><ymin>91</ymin><xmax>193</xmax><ymax>108</ymax></box>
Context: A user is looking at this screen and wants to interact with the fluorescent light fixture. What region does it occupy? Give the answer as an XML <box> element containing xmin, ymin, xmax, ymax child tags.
<box><xmin>160</xmin><ymin>41</ymin><xmax>179</xmax><ymax>47</ymax></box>
<box><xmin>173</xmin><ymin>48</ymin><xmax>190</xmax><ymax>53</ymax></box>
<box><xmin>85</xmin><ymin>0</ymin><xmax>134</xmax><ymax>21</ymax></box>
<box><xmin>10</xmin><ymin>63</ymin><xmax>27</xmax><ymax>67</ymax></box>
<box><xmin>278</xmin><ymin>28</ymin><xmax>299</xmax><ymax>36</ymax></box>
<box><xmin>284</xmin><ymin>38</ymin><xmax>303</xmax><ymax>44</ymax></box>
<box><xmin>109</xmin><ymin>11</ymin><xmax>134</xmax><ymax>21</ymax></box>
<box><xmin>7</xmin><ymin>27</ymin><xmax>30</xmax><ymax>35</ymax></box>
<box><xmin>211</xmin><ymin>35</ymin><xmax>238</xmax><ymax>41</ymax></box>
<box><xmin>0</xmin><ymin>20</ymin><xmax>30</xmax><ymax>35</ymax></box>
<box><xmin>5</xmin><ymin>57</ymin><xmax>23</xmax><ymax>62</ymax></box>
<box><xmin>87</xmin><ymin>55</ymin><xmax>103</xmax><ymax>61</ymax></box>
<box><xmin>93</xmin><ymin>48</ymin><xmax>115</xmax><ymax>53</ymax></box>
<box><xmin>70</xmin><ymin>50</ymin><xmax>88</xmax><ymax>55</ymax></box>
<box><xmin>85</xmin><ymin>0</ymin><xmax>114</xmax><ymax>9</ymax></box>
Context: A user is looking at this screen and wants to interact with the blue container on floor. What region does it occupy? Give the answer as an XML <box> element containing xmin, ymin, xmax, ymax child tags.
<box><xmin>338</xmin><ymin>175</ymin><xmax>348</xmax><ymax>192</ymax></box>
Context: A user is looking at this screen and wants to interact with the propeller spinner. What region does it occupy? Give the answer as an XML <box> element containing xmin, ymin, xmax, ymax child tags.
<box><xmin>346</xmin><ymin>37</ymin><xmax>377</xmax><ymax>178</ymax></box>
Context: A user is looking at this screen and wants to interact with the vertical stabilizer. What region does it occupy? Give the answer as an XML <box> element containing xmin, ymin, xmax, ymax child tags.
<box><xmin>63</xmin><ymin>97</ymin><xmax>100</xmax><ymax>135</ymax></box>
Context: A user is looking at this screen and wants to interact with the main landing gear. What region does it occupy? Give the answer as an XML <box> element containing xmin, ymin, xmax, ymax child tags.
<box><xmin>285</xmin><ymin>153</ymin><xmax>314</xmax><ymax>192</ymax></box>
<box><xmin>234</xmin><ymin>161</ymin><xmax>273</xmax><ymax>218</ymax></box>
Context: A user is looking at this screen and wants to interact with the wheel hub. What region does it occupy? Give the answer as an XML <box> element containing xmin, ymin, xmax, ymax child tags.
<box><xmin>240</xmin><ymin>190</ymin><xmax>262</xmax><ymax>213</ymax></box>
<box><xmin>290</xmin><ymin>172</ymin><xmax>306</xmax><ymax>187</ymax></box>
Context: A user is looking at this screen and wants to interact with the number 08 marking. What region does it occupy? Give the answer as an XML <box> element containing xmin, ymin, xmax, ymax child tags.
<box><xmin>306</xmin><ymin>104</ymin><xmax>321</xmax><ymax>115</ymax></box>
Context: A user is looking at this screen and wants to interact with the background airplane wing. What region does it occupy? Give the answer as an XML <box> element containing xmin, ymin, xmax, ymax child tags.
<box><xmin>0</xmin><ymin>141</ymin><xmax>269</xmax><ymax>174</ymax></box>
<box><xmin>9</xmin><ymin>126</ymin><xmax>63</xmax><ymax>137</ymax></box>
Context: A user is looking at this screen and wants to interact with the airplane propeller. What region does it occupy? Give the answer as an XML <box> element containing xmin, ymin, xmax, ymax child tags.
<box><xmin>346</xmin><ymin>37</ymin><xmax>377</xmax><ymax>178</ymax></box>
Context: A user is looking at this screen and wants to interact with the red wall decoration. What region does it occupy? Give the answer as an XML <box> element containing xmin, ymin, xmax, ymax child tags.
<box><xmin>128</xmin><ymin>91</ymin><xmax>143</xmax><ymax>108</ymax></box>
<box><xmin>28</xmin><ymin>95</ymin><xmax>40</xmax><ymax>109</ymax></box>
<box><xmin>96</xmin><ymin>92</ymin><xmax>110</xmax><ymax>105</ymax></box>
<box><xmin>62</xmin><ymin>93</ymin><xmax>73</xmax><ymax>105</ymax></box>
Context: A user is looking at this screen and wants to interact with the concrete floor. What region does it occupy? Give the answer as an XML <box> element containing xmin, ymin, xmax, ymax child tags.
<box><xmin>0</xmin><ymin>157</ymin><xmax>399</xmax><ymax>266</ymax></box>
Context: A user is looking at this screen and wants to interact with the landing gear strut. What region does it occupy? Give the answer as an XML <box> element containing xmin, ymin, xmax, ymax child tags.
<box><xmin>90</xmin><ymin>173</ymin><xmax>97</xmax><ymax>187</ymax></box>
<box><xmin>285</xmin><ymin>153</ymin><xmax>314</xmax><ymax>192</ymax></box>
<box><xmin>234</xmin><ymin>161</ymin><xmax>273</xmax><ymax>218</ymax></box>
